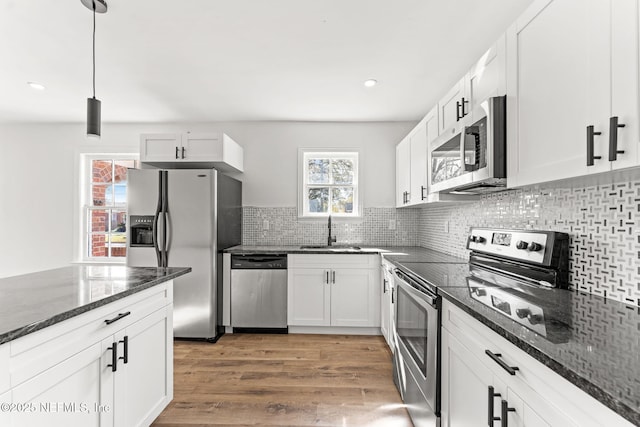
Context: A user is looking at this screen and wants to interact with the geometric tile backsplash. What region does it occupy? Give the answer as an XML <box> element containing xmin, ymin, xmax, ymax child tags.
<box><xmin>242</xmin><ymin>207</ymin><xmax>420</xmax><ymax>247</ymax></box>
<box><xmin>242</xmin><ymin>179</ymin><xmax>640</xmax><ymax>307</ymax></box>
<box><xmin>418</xmin><ymin>179</ymin><xmax>640</xmax><ymax>307</ymax></box>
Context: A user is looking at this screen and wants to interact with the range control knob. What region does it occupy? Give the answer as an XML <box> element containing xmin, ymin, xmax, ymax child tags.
<box><xmin>516</xmin><ymin>240</ymin><xmax>529</xmax><ymax>250</ymax></box>
<box><xmin>515</xmin><ymin>308</ymin><xmax>531</xmax><ymax>319</ymax></box>
<box><xmin>470</xmin><ymin>235</ymin><xmax>486</xmax><ymax>244</ymax></box>
<box><xmin>528</xmin><ymin>242</ymin><xmax>543</xmax><ymax>252</ymax></box>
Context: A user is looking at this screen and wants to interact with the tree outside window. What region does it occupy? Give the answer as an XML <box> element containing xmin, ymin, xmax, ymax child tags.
<box><xmin>301</xmin><ymin>151</ymin><xmax>359</xmax><ymax>217</ymax></box>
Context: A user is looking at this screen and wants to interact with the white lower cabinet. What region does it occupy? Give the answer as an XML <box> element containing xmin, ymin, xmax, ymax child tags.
<box><xmin>5</xmin><ymin>282</ymin><xmax>174</xmax><ymax>427</ymax></box>
<box><xmin>441</xmin><ymin>299</ymin><xmax>633</xmax><ymax>427</ymax></box>
<box><xmin>287</xmin><ymin>254</ymin><xmax>380</xmax><ymax>328</ymax></box>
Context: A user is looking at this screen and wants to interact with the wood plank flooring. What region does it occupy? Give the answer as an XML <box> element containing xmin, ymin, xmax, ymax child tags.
<box><xmin>152</xmin><ymin>333</ymin><xmax>413</xmax><ymax>426</ymax></box>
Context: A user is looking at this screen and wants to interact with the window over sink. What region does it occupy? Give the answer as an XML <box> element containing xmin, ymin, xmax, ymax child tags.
<box><xmin>298</xmin><ymin>150</ymin><xmax>360</xmax><ymax>218</ymax></box>
<box><xmin>81</xmin><ymin>154</ymin><xmax>138</xmax><ymax>261</ymax></box>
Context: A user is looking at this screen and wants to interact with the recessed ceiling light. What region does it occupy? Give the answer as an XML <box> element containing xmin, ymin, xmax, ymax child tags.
<box><xmin>27</xmin><ymin>81</ymin><xmax>45</xmax><ymax>90</ymax></box>
<box><xmin>364</xmin><ymin>79</ymin><xmax>378</xmax><ymax>88</ymax></box>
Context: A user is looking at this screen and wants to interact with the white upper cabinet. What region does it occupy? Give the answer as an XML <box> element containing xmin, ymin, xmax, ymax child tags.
<box><xmin>438</xmin><ymin>77</ymin><xmax>468</xmax><ymax>135</ymax></box>
<box><xmin>396</xmin><ymin>106</ymin><xmax>438</xmax><ymax>207</ymax></box>
<box><xmin>438</xmin><ymin>34</ymin><xmax>507</xmax><ymax>136</ymax></box>
<box><xmin>140</xmin><ymin>132</ymin><xmax>244</xmax><ymax>173</ymax></box>
<box><xmin>506</xmin><ymin>0</ymin><xmax>639</xmax><ymax>188</ymax></box>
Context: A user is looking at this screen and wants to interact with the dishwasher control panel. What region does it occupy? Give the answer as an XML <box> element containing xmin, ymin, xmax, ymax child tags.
<box><xmin>231</xmin><ymin>254</ymin><xmax>288</xmax><ymax>269</ymax></box>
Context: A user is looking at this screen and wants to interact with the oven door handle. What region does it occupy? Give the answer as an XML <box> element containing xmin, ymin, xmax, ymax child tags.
<box><xmin>393</xmin><ymin>270</ymin><xmax>438</xmax><ymax>308</ymax></box>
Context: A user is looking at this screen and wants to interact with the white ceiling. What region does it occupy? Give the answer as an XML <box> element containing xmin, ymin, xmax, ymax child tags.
<box><xmin>0</xmin><ymin>0</ymin><xmax>532</xmax><ymax>123</ymax></box>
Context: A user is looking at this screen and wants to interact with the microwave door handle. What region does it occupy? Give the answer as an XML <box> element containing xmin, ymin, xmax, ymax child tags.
<box><xmin>464</xmin><ymin>130</ymin><xmax>480</xmax><ymax>172</ymax></box>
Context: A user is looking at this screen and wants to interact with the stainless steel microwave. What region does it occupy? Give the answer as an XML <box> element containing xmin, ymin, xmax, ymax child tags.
<box><xmin>429</xmin><ymin>95</ymin><xmax>506</xmax><ymax>194</ymax></box>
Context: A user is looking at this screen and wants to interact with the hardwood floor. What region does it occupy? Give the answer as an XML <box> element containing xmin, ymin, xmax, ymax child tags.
<box><xmin>152</xmin><ymin>333</ymin><xmax>413</xmax><ymax>426</ymax></box>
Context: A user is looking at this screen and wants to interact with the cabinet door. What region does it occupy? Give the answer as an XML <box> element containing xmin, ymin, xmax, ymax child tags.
<box><xmin>115</xmin><ymin>306</ymin><xmax>173</xmax><ymax>427</ymax></box>
<box><xmin>11</xmin><ymin>341</ymin><xmax>109</xmax><ymax>427</ymax></box>
<box><xmin>380</xmin><ymin>266</ymin><xmax>392</xmax><ymax>345</ymax></box>
<box><xmin>506</xmin><ymin>0</ymin><xmax>600</xmax><ymax>187</ymax></box>
<box><xmin>0</xmin><ymin>390</ymin><xmax>11</xmax><ymax>427</ymax></box>
<box><xmin>140</xmin><ymin>134</ymin><xmax>181</xmax><ymax>162</ymax></box>
<box><xmin>181</xmin><ymin>133</ymin><xmax>221</xmax><ymax>161</ymax></box>
<box><xmin>438</xmin><ymin>77</ymin><xmax>466</xmax><ymax>134</ymax></box>
<box><xmin>330</xmin><ymin>268</ymin><xmax>379</xmax><ymax>327</ymax></box>
<box><xmin>468</xmin><ymin>33</ymin><xmax>506</xmax><ymax>112</ymax></box>
<box><xmin>609</xmin><ymin>0</ymin><xmax>640</xmax><ymax>171</ymax></box>
<box><xmin>503</xmin><ymin>385</ymin><xmax>577</xmax><ymax>427</ymax></box>
<box><xmin>440</xmin><ymin>329</ymin><xmax>496</xmax><ymax>427</ymax></box>
<box><xmin>409</xmin><ymin>121</ymin><xmax>428</xmax><ymax>205</ymax></box>
<box><xmin>287</xmin><ymin>268</ymin><xmax>331</xmax><ymax>326</ymax></box>
<box><xmin>396</xmin><ymin>137</ymin><xmax>411</xmax><ymax>207</ymax></box>
<box><xmin>425</xmin><ymin>105</ymin><xmax>439</xmax><ymax>145</ymax></box>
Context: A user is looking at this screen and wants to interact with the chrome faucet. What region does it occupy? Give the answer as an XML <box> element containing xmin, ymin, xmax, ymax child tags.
<box><xmin>327</xmin><ymin>215</ymin><xmax>337</xmax><ymax>246</ymax></box>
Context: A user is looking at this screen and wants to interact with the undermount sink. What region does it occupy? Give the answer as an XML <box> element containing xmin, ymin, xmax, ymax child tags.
<box><xmin>299</xmin><ymin>245</ymin><xmax>362</xmax><ymax>251</ymax></box>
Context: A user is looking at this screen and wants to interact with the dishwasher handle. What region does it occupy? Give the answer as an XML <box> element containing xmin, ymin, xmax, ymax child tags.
<box><xmin>231</xmin><ymin>254</ymin><xmax>288</xmax><ymax>269</ymax></box>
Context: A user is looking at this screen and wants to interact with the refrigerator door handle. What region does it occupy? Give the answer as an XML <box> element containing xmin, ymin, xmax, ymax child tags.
<box><xmin>161</xmin><ymin>171</ymin><xmax>169</xmax><ymax>268</ymax></box>
<box><xmin>153</xmin><ymin>171</ymin><xmax>163</xmax><ymax>267</ymax></box>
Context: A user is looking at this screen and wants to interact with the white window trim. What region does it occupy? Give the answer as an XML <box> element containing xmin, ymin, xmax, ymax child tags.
<box><xmin>79</xmin><ymin>153</ymin><xmax>139</xmax><ymax>263</ymax></box>
<box><xmin>297</xmin><ymin>148</ymin><xmax>362</xmax><ymax>219</ymax></box>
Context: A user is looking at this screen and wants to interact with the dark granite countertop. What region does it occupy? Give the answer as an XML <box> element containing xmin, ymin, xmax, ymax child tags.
<box><xmin>0</xmin><ymin>265</ymin><xmax>191</xmax><ymax>345</ymax></box>
<box><xmin>394</xmin><ymin>261</ymin><xmax>639</xmax><ymax>425</ymax></box>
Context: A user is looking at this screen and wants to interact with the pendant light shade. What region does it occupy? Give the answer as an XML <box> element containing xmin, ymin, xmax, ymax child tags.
<box><xmin>87</xmin><ymin>97</ymin><xmax>101</xmax><ymax>137</ymax></box>
<box><xmin>82</xmin><ymin>0</ymin><xmax>107</xmax><ymax>138</ymax></box>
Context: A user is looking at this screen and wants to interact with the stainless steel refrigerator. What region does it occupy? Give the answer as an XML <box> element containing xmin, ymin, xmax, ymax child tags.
<box><xmin>126</xmin><ymin>169</ymin><xmax>241</xmax><ymax>341</ymax></box>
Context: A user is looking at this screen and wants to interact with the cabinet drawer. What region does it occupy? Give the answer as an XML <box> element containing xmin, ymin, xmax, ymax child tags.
<box><xmin>10</xmin><ymin>282</ymin><xmax>172</xmax><ymax>388</ymax></box>
<box><xmin>288</xmin><ymin>254</ymin><xmax>378</xmax><ymax>269</ymax></box>
<box><xmin>442</xmin><ymin>299</ymin><xmax>633</xmax><ymax>427</ymax></box>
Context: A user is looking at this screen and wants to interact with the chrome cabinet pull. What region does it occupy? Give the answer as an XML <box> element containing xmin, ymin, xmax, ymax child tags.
<box><xmin>331</xmin><ymin>270</ymin><xmax>336</xmax><ymax>284</ymax></box>
<box><xmin>175</xmin><ymin>146</ymin><xmax>179</xmax><ymax>159</ymax></box>
<box><xmin>181</xmin><ymin>146</ymin><xmax>186</xmax><ymax>159</ymax></box>
<box><xmin>586</xmin><ymin>125</ymin><xmax>602</xmax><ymax>166</ymax></box>
<box><xmin>488</xmin><ymin>386</ymin><xmax>501</xmax><ymax>426</ymax></box>
<box><xmin>500</xmin><ymin>400</ymin><xmax>516</xmax><ymax>427</ymax></box>
<box><xmin>456</xmin><ymin>100</ymin><xmax>462</xmax><ymax>121</ymax></box>
<box><xmin>609</xmin><ymin>116</ymin><xmax>626</xmax><ymax>161</ymax></box>
<box><xmin>325</xmin><ymin>270</ymin><xmax>329</xmax><ymax>284</ymax></box>
<box><xmin>485</xmin><ymin>350</ymin><xmax>519</xmax><ymax>375</ymax></box>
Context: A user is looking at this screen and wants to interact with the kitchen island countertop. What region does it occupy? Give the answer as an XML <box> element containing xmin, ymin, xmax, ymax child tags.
<box><xmin>0</xmin><ymin>265</ymin><xmax>191</xmax><ymax>345</ymax></box>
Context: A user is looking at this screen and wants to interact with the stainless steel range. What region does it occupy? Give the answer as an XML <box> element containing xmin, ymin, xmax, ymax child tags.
<box><xmin>465</xmin><ymin>227</ymin><xmax>572</xmax><ymax>343</ymax></box>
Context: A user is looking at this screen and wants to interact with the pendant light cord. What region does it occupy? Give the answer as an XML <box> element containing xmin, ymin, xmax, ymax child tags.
<box><xmin>92</xmin><ymin>1</ymin><xmax>96</xmax><ymax>99</ymax></box>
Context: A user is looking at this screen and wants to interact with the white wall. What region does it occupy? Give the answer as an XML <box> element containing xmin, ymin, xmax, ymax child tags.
<box><xmin>0</xmin><ymin>120</ymin><xmax>413</xmax><ymax>278</ymax></box>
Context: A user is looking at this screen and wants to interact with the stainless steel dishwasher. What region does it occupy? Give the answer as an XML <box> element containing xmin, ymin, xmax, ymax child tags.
<box><xmin>230</xmin><ymin>254</ymin><xmax>288</xmax><ymax>332</ymax></box>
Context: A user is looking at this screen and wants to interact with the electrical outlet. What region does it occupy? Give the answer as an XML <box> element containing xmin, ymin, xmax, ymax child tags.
<box><xmin>444</xmin><ymin>220</ymin><xmax>449</xmax><ymax>233</ymax></box>
<box><xmin>389</xmin><ymin>219</ymin><xmax>396</xmax><ymax>230</ymax></box>
<box><xmin>262</xmin><ymin>220</ymin><xmax>269</xmax><ymax>230</ymax></box>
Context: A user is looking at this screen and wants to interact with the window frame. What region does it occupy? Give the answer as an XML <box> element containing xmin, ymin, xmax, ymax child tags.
<box><xmin>298</xmin><ymin>148</ymin><xmax>362</xmax><ymax>219</ymax></box>
<box><xmin>80</xmin><ymin>154</ymin><xmax>139</xmax><ymax>263</ymax></box>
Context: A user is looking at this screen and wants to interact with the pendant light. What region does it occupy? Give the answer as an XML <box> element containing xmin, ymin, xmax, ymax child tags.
<box><xmin>81</xmin><ymin>0</ymin><xmax>107</xmax><ymax>138</ymax></box>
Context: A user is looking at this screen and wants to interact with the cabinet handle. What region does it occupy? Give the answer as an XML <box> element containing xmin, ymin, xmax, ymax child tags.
<box><xmin>586</xmin><ymin>125</ymin><xmax>602</xmax><ymax>166</ymax></box>
<box><xmin>461</xmin><ymin>97</ymin><xmax>468</xmax><ymax>117</ymax></box>
<box><xmin>182</xmin><ymin>146</ymin><xmax>186</xmax><ymax>159</ymax></box>
<box><xmin>456</xmin><ymin>100</ymin><xmax>462</xmax><ymax>121</ymax></box>
<box><xmin>383</xmin><ymin>278</ymin><xmax>388</xmax><ymax>293</ymax></box>
<box><xmin>325</xmin><ymin>270</ymin><xmax>329</xmax><ymax>284</ymax></box>
<box><xmin>488</xmin><ymin>386</ymin><xmax>501</xmax><ymax>426</ymax></box>
<box><xmin>175</xmin><ymin>146</ymin><xmax>179</xmax><ymax>159</ymax></box>
<box><xmin>391</xmin><ymin>288</ymin><xmax>395</xmax><ymax>304</ymax></box>
<box><xmin>331</xmin><ymin>270</ymin><xmax>336</xmax><ymax>284</ymax></box>
<box><xmin>501</xmin><ymin>400</ymin><xmax>516</xmax><ymax>427</ymax></box>
<box><xmin>405</xmin><ymin>191</ymin><xmax>410</xmax><ymax>204</ymax></box>
<box><xmin>107</xmin><ymin>342</ymin><xmax>118</xmax><ymax>372</ymax></box>
<box><xmin>119</xmin><ymin>335</ymin><xmax>129</xmax><ymax>364</ymax></box>
<box><xmin>421</xmin><ymin>185</ymin><xmax>427</xmax><ymax>200</ymax></box>
<box><xmin>609</xmin><ymin>116</ymin><xmax>626</xmax><ymax>161</ymax></box>
<box><xmin>105</xmin><ymin>311</ymin><xmax>131</xmax><ymax>325</ymax></box>
<box><xmin>485</xmin><ymin>350</ymin><xmax>519</xmax><ymax>375</ymax></box>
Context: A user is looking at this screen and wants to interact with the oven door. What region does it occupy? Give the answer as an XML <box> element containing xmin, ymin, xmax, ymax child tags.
<box><xmin>393</xmin><ymin>269</ymin><xmax>440</xmax><ymax>420</ymax></box>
